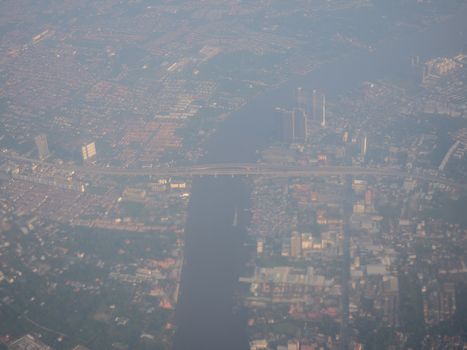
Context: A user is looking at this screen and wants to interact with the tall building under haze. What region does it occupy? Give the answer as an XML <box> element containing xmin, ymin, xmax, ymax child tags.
<box><xmin>361</xmin><ymin>135</ymin><xmax>368</xmax><ymax>157</ymax></box>
<box><xmin>312</xmin><ymin>89</ymin><xmax>319</xmax><ymax>123</ymax></box>
<box><xmin>321</xmin><ymin>94</ymin><xmax>326</xmax><ymax>127</ymax></box>
<box><xmin>296</xmin><ymin>87</ymin><xmax>306</xmax><ymax>112</ymax></box>
<box><xmin>293</xmin><ymin>108</ymin><xmax>307</xmax><ymax>141</ymax></box>
<box><xmin>34</xmin><ymin>134</ymin><xmax>50</xmax><ymax>160</ymax></box>
<box><xmin>278</xmin><ymin>108</ymin><xmax>295</xmax><ymax>143</ymax></box>
<box><xmin>278</xmin><ymin>108</ymin><xmax>307</xmax><ymax>144</ymax></box>
<box><xmin>312</xmin><ymin>89</ymin><xmax>326</xmax><ymax>127</ymax></box>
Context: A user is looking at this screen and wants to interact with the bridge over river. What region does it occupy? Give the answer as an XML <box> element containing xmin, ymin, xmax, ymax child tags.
<box><xmin>2</xmin><ymin>154</ymin><xmax>467</xmax><ymax>191</ymax></box>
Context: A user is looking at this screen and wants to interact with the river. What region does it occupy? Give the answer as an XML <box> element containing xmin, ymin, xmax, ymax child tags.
<box><xmin>174</xmin><ymin>5</ymin><xmax>467</xmax><ymax>350</ymax></box>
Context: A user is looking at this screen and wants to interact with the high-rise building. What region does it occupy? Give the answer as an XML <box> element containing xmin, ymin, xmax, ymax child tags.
<box><xmin>34</xmin><ymin>134</ymin><xmax>50</xmax><ymax>160</ymax></box>
<box><xmin>278</xmin><ymin>107</ymin><xmax>308</xmax><ymax>144</ymax></box>
<box><xmin>296</xmin><ymin>87</ymin><xmax>306</xmax><ymax>111</ymax></box>
<box><xmin>312</xmin><ymin>89</ymin><xmax>319</xmax><ymax>122</ymax></box>
<box><xmin>277</xmin><ymin>107</ymin><xmax>294</xmax><ymax>143</ymax></box>
<box><xmin>312</xmin><ymin>89</ymin><xmax>326</xmax><ymax>127</ymax></box>
<box><xmin>321</xmin><ymin>94</ymin><xmax>326</xmax><ymax>127</ymax></box>
<box><xmin>361</xmin><ymin>135</ymin><xmax>368</xmax><ymax>157</ymax></box>
<box><xmin>81</xmin><ymin>142</ymin><xmax>97</xmax><ymax>162</ymax></box>
<box><xmin>293</xmin><ymin>108</ymin><xmax>307</xmax><ymax>141</ymax></box>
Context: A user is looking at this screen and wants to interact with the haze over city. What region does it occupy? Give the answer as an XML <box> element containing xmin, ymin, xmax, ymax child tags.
<box><xmin>0</xmin><ymin>1</ymin><xmax>467</xmax><ymax>350</ymax></box>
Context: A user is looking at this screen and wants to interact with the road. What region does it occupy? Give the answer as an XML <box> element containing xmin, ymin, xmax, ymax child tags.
<box><xmin>340</xmin><ymin>176</ymin><xmax>353</xmax><ymax>350</ymax></box>
<box><xmin>2</xmin><ymin>153</ymin><xmax>467</xmax><ymax>190</ymax></box>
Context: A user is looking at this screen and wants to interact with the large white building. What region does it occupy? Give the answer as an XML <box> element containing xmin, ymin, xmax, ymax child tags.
<box><xmin>81</xmin><ymin>142</ymin><xmax>96</xmax><ymax>161</ymax></box>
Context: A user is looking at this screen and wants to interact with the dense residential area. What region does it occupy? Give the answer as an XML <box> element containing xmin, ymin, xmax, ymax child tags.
<box><xmin>0</xmin><ymin>1</ymin><xmax>466</xmax><ymax>349</ymax></box>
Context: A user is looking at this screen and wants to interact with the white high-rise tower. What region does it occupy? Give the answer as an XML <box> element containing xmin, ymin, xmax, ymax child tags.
<box><xmin>361</xmin><ymin>135</ymin><xmax>367</xmax><ymax>157</ymax></box>
<box><xmin>321</xmin><ymin>94</ymin><xmax>326</xmax><ymax>127</ymax></box>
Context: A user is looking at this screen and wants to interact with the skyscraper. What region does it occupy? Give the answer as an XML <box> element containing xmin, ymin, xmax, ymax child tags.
<box><xmin>312</xmin><ymin>89</ymin><xmax>319</xmax><ymax>122</ymax></box>
<box><xmin>321</xmin><ymin>94</ymin><xmax>326</xmax><ymax>127</ymax></box>
<box><xmin>312</xmin><ymin>89</ymin><xmax>326</xmax><ymax>127</ymax></box>
<box><xmin>296</xmin><ymin>87</ymin><xmax>306</xmax><ymax>112</ymax></box>
<box><xmin>278</xmin><ymin>107</ymin><xmax>308</xmax><ymax>144</ymax></box>
<box><xmin>278</xmin><ymin>108</ymin><xmax>295</xmax><ymax>144</ymax></box>
<box><xmin>293</xmin><ymin>108</ymin><xmax>307</xmax><ymax>141</ymax></box>
<box><xmin>34</xmin><ymin>134</ymin><xmax>50</xmax><ymax>160</ymax></box>
<box><xmin>361</xmin><ymin>135</ymin><xmax>367</xmax><ymax>157</ymax></box>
